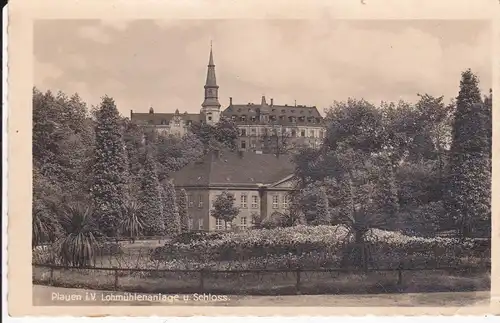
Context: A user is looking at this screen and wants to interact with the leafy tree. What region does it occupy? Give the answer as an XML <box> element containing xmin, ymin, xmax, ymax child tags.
<box><xmin>156</xmin><ymin>132</ymin><xmax>204</xmax><ymax>178</ymax></box>
<box><xmin>90</xmin><ymin>96</ymin><xmax>129</xmax><ymax>236</ymax></box>
<box><xmin>163</xmin><ymin>179</ymin><xmax>181</xmax><ymax>236</ymax></box>
<box><xmin>445</xmin><ymin>69</ymin><xmax>491</xmax><ymax>238</ymax></box>
<box><xmin>260</xmin><ymin>124</ymin><xmax>295</xmax><ymax>156</ymax></box>
<box><xmin>211</xmin><ymin>191</ymin><xmax>240</xmax><ymax>230</ymax></box>
<box><xmin>178</xmin><ymin>189</ymin><xmax>189</xmax><ymax>232</ymax></box>
<box><xmin>139</xmin><ymin>148</ymin><xmax>165</xmax><ymax>236</ymax></box>
<box><xmin>191</xmin><ymin>117</ymin><xmax>239</xmax><ymax>152</ymax></box>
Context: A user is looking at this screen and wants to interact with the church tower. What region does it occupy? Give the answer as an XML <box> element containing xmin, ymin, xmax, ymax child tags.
<box><xmin>201</xmin><ymin>43</ymin><xmax>221</xmax><ymax>125</ymax></box>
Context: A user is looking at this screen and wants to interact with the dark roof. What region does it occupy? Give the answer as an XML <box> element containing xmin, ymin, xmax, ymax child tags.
<box><xmin>170</xmin><ymin>150</ymin><xmax>295</xmax><ymax>188</ymax></box>
<box><xmin>131</xmin><ymin>110</ymin><xmax>203</xmax><ymax>125</ymax></box>
<box><xmin>222</xmin><ymin>101</ymin><xmax>324</xmax><ymax>127</ymax></box>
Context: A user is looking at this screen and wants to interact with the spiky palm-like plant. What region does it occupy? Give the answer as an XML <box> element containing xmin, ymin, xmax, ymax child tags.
<box><xmin>118</xmin><ymin>201</ymin><xmax>146</xmax><ymax>243</ymax></box>
<box><xmin>55</xmin><ymin>203</ymin><xmax>102</xmax><ymax>267</ymax></box>
<box><xmin>32</xmin><ymin>205</ymin><xmax>62</xmax><ymax>248</ymax></box>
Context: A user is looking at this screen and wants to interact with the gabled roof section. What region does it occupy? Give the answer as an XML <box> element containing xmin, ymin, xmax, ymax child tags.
<box><xmin>170</xmin><ymin>150</ymin><xmax>296</xmax><ymax>188</ymax></box>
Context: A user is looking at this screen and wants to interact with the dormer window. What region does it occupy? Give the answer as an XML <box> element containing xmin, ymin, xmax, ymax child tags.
<box><xmin>299</xmin><ymin>116</ymin><xmax>305</xmax><ymax>122</ymax></box>
<box><xmin>251</xmin><ymin>116</ymin><xmax>256</xmax><ymax>122</ymax></box>
<box><xmin>281</xmin><ymin>109</ymin><xmax>286</xmax><ymax>113</ymax></box>
<box><xmin>291</xmin><ymin>109</ymin><xmax>295</xmax><ymax>113</ymax></box>
<box><xmin>279</xmin><ymin>116</ymin><xmax>285</xmax><ymax>121</ymax></box>
<box><xmin>161</xmin><ymin>119</ymin><xmax>167</xmax><ymax>125</ymax></box>
<box><xmin>288</xmin><ymin>116</ymin><xmax>293</xmax><ymax>122</ymax></box>
<box><xmin>300</xmin><ymin>110</ymin><xmax>304</xmax><ymax>114</ymax></box>
<box><xmin>231</xmin><ymin>115</ymin><xmax>236</xmax><ymax>120</ymax></box>
<box><xmin>240</xmin><ymin>115</ymin><xmax>247</xmax><ymax>122</ymax></box>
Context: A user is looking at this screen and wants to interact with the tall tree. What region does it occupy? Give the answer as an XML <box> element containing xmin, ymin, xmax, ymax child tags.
<box><xmin>314</xmin><ymin>187</ymin><xmax>331</xmax><ymax>225</ymax></box>
<box><xmin>178</xmin><ymin>189</ymin><xmax>189</xmax><ymax>232</ymax></box>
<box><xmin>445</xmin><ymin>69</ymin><xmax>491</xmax><ymax>238</ymax></box>
<box><xmin>210</xmin><ymin>191</ymin><xmax>240</xmax><ymax>230</ymax></box>
<box><xmin>163</xmin><ymin>179</ymin><xmax>181</xmax><ymax>236</ymax></box>
<box><xmin>139</xmin><ymin>148</ymin><xmax>165</xmax><ymax>236</ymax></box>
<box><xmin>90</xmin><ymin>96</ymin><xmax>129</xmax><ymax>236</ymax></box>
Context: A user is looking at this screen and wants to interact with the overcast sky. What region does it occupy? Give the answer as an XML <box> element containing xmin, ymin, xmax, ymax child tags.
<box><xmin>34</xmin><ymin>19</ymin><xmax>492</xmax><ymax>117</ymax></box>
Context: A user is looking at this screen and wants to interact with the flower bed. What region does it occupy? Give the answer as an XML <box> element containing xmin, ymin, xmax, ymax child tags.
<box><xmin>151</xmin><ymin>225</ymin><xmax>489</xmax><ymax>269</ymax></box>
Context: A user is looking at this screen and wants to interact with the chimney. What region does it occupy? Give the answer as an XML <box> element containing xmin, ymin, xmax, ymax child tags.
<box><xmin>229</xmin><ymin>97</ymin><xmax>233</xmax><ymax>106</ymax></box>
<box><xmin>213</xmin><ymin>149</ymin><xmax>221</xmax><ymax>159</ymax></box>
<box><xmin>130</xmin><ymin>109</ymin><xmax>133</xmax><ymax>119</ymax></box>
<box><xmin>271</xmin><ymin>98</ymin><xmax>274</xmax><ymax>106</ymax></box>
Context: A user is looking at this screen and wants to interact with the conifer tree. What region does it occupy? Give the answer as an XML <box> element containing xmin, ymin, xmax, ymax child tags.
<box><xmin>445</xmin><ymin>69</ymin><xmax>491</xmax><ymax>237</ymax></box>
<box><xmin>139</xmin><ymin>148</ymin><xmax>165</xmax><ymax>236</ymax></box>
<box><xmin>91</xmin><ymin>96</ymin><xmax>129</xmax><ymax>236</ymax></box>
<box><xmin>178</xmin><ymin>189</ymin><xmax>189</xmax><ymax>232</ymax></box>
<box><xmin>163</xmin><ymin>179</ymin><xmax>181</xmax><ymax>236</ymax></box>
<box><xmin>314</xmin><ymin>187</ymin><xmax>331</xmax><ymax>225</ymax></box>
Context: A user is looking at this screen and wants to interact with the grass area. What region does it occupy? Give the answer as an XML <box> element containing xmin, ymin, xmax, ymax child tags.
<box><xmin>33</xmin><ymin>265</ymin><xmax>490</xmax><ymax>296</ymax></box>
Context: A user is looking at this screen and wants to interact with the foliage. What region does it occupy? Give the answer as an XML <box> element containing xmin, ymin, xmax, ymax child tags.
<box><xmin>139</xmin><ymin>148</ymin><xmax>165</xmax><ymax>235</ymax></box>
<box><xmin>163</xmin><ymin>179</ymin><xmax>181</xmax><ymax>236</ymax></box>
<box><xmin>191</xmin><ymin>117</ymin><xmax>239</xmax><ymax>151</ymax></box>
<box><xmin>156</xmin><ymin>132</ymin><xmax>204</xmax><ymax>179</ymax></box>
<box><xmin>90</xmin><ymin>95</ymin><xmax>129</xmax><ymax>236</ymax></box>
<box><xmin>178</xmin><ymin>189</ymin><xmax>189</xmax><ymax>233</ymax></box>
<box><xmin>313</xmin><ymin>187</ymin><xmax>331</xmax><ymax>225</ymax></box>
<box><xmin>210</xmin><ymin>191</ymin><xmax>240</xmax><ymax>230</ymax></box>
<box><xmin>444</xmin><ymin>69</ymin><xmax>491</xmax><ymax>238</ymax></box>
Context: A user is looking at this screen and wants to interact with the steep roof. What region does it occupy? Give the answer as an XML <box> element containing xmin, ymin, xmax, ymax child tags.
<box><xmin>222</xmin><ymin>97</ymin><xmax>324</xmax><ymax>127</ymax></box>
<box><xmin>170</xmin><ymin>150</ymin><xmax>296</xmax><ymax>188</ymax></box>
<box><xmin>130</xmin><ymin>110</ymin><xmax>203</xmax><ymax>125</ymax></box>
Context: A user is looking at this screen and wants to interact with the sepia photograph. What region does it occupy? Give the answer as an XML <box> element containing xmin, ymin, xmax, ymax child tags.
<box><xmin>5</xmin><ymin>0</ymin><xmax>499</xmax><ymax>316</ymax></box>
<box><xmin>28</xmin><ymin>17</ymin><xmax>493</xmax><ymax>308</ymax></box>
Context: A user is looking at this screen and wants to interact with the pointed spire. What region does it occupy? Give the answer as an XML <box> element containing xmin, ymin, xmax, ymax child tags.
<box><xmin>261</xmin><ymin>95</ymin><xmax>267</xmax><ymax>106</ymax></box>
<box><xmin>205</xmin><ymin>43</ymin><xmax>217</xmax><ymax>87</ymax></box>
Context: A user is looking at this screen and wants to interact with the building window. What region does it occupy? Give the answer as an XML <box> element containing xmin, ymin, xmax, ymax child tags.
<box><xmin>272</xmin><ymin>195</ymin><xmax>279</xmax><ymax>209</ymax></box>
<box><xmin>241</xmin><ymin>194</ymin><xmax>248</xmax><ymax>208</ymax></box>
<box><xmin>208</xmin><ymin>116</ymin><xmax>212</xmax><ymax>121</ymax></box>
<box><xmin>215</xmin><ymin>218</ymin><xmax>223</xmax><ymax>231</ymax></box>
<box><xmin>188</xmin><ymin>195</ymin><xmax>193</xmax><ymax>208</ymax></box>
<box><xmin>251</xmin><ymin>127</ymin><xmax>256</xmax><ymax>135</ymax></box>
<box><xmin>240</xmin><ymin>115</ymin><xmax>247</xmax><ymax>122</ymax></box>
<box><xmin>231</xmin><ymin>115</ymin><xmax>236</xmax><ymax>120</ymax></box>
<box><xmin>240</xmin><ymin>128</ymin><xmax>247</xmax><ymax>136</ymax></box>
<box><xmin>188</xmin><ymin>218</ymin><xmax>193</xmax><ymax>230</ymax></box>
<box><xmin>198</xmin><ymin>218</ymin><xmax>203</xmax><ymax>230</ymax></box>
<box><xmin>291</xmin><ymin>129</ymin><xmax>297</xmax><ymax>137</ymax></box>
<box><xmin>251</xmin><ymin>140</ymin><xmax>256</xmax><ymax>148</ymax></box>
<box><xmin>198</xmin><ymin>195</ymin><xmax>203</xmax><ymax>208</ymax></box>
<box><xmin>320</xmin><ymin>131</ymin><xmax>324</xmax><ymax>139</ymax></box>
<box><xmin>282</xmin><ymin>194</ymin><xmax>289</xmax><ymax>209</ymax></box>
<box><xmin>240</xmin><ymin>217</ymin><xmax>247</xmax><ymax>230</ymax></box>
<box><xmin>251</xmin><ymin>116</ymin><xmax>256</xmax><ymax>122</ymax></box>
<box><xmin>301</xmin><ymin>130</ymin><xmax>305</xmax><ymax>137</ymax></box>
<box><xmin>241</xmin><ymin>140</ymin><xmax>247</xmax><ymax>149</ymax></box>
<box><xmin>251</xmin><ymin>195</ymin><xmax>258</xmax><ymax>209</ymax></box>
<box><xmin>310</xmin><ymin>130</ymin><xmax>315</xmax><ymax>137</ymax></box>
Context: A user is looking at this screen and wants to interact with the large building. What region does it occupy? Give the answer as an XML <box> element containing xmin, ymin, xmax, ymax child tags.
<box><xmin>169</xmin><ymin>150</ymin><xmax>296</xmax><ymax>231</ymax></box>
<box><xmin>130</xmin><ymin>45</ymin><xmax>326</xmax><ymax>151</ymax></box>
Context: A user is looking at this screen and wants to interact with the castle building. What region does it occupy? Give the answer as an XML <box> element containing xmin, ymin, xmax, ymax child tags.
<box><xmin>130</xmin><ymin>45</ymin><xmax>326</xmax><ymax>151</ymax></box>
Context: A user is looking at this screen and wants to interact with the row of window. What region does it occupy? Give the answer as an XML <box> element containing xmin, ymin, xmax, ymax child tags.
<box><xmin>239</xmin><ymin>127</ymin><xmax>325</xmax><ymax>138</ymax></box>
<box><xmin>186</xmin><ymin>194</ymin><xmax>289</xmax><ymax>209</ymax></box>
<box><xmin>231</xmin><ymin>115</ymin><xmax>321</xmax><ymax>124</ymax></box>
<box><xmin>186</xmin><ymin>217</ymin><xmax>249</xmax><ymax>230</ymax></box>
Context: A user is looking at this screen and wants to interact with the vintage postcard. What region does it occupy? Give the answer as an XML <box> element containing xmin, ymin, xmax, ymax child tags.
<box><xmin>5</xmin><ymin>0</ymin><xmax>500</xmax><ymax>317</ymax></box>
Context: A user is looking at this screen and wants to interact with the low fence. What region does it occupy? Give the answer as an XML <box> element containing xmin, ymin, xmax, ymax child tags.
<box><xmin>33</xmin><ymin>263</ymin><xmax>490</xmax><ymax>295</ymax></box>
